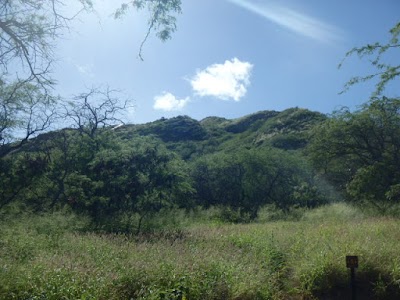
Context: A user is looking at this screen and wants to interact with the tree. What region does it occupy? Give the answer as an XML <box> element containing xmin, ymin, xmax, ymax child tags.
<box><xmin>319</xmin><ymin>20</ymin><xmax>400</xmax><ymax>210</ymax></box>
<box><xmin>0</xmin><ymin>0</ymin><xmax>182</xmax><ymax>85</ymax></box>
<box><xmin>339</xmin><ymin>22</ymin><xmax>400</xmax><ymax>96</ymax></box>
<box><xmin>0</xmin><ymin>81</ymin><xmax>57</xmax><ymax>157</ymax></box>
<box><xmin>0</xmin><ymin>0</ymin><xmax>185</xmax><ymax>215</ymax></box>
<box><xmin>0</xmin><ymin>0</ymin><xmax>182</xmax><ymax>153</ymax></box>
<box><xmin>191</xmin><ymin>148</ymin><xmax>317</xmax><ymax>221</ymax></box>
<box><xmin>27</xmin><ymin>86</ymin><xmax>133</xmax><ymax>209</ymax></box>
<box><xmin>308</xmin><ymin>97</ymin><xmax>400</xmax><ymax>210</ymax></box>
<box><xmin>0</xmin><ymin>0</ymin><xmax>93</xmax><ymax>86</ymax></box>
<box><xmin>64</xmin><ymin>86</ymin><xmax>132</xmax><ymax>139</ymax></box>
<box><xmin>0</xmin><ymin>85</ymin><xmax>133</xmax><ymax>210</ymax></box>
<box><xmin>84</xmin><ymin>136</ymin><xmax>194</xmax><ymax>233</ymax></box>
<box><xmin>0</xmin><ymin>0</ymin><xmax>91</xmax><ymax>159</ymax></box>
<box><xmin>0</xmin><ymin>0</ymin><xmax>182</xmax><ymax>155</ymax></box>
<box><xmin>0</xmin><ymin>151</ymin><xmax>48</xmax><ymax>210</ymax></box>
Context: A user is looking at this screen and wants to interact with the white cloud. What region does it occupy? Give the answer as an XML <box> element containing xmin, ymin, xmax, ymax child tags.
<box><xmin>226</xmin><ymin>0</ymin><xmax>344</xmax><ymax>44</ymax></box>
<box><xmin>190</xmin><ymin>58</ymin><xmax>253</xmax><ymax>101</ymax></box>
<box><xmin>76</xmin><ymin>63</ymin><xmax>95</xmax><ymax>77</ymax></box>
<box><xmin>153</xmin><ymin>92</ymin><xmax>190</xmax><ymax>111</ymax></box>
<box><xmin>66</xmin><ymin>57</ymin><xmax>95</xmax><ymax>78</ymax></box>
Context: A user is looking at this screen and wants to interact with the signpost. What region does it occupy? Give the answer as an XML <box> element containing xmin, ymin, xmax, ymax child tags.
<box><xmin>346</xmin><ymin>256</ymin><xmax>358</xmax><ymax>300</ymax></box>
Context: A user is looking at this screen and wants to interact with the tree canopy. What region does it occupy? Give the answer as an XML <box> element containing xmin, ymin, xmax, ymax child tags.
<box><xmin>308</xmin><ymin>97</ymin><xmax>400</xmax><ymax>209</ymax></box>
<box><xmin>0</xmin><ymin>0</ymin><xmax>94</xmax><ymax>85</ymax></box>
<box><xmin>0</xmin><ymin>0</ymin><xmax>182</xmax><ymax>84</ymax></box>
<box><xmin>0</xmin><ymin>0</ymin><xmax>181</xmax><ymax>155</ymax></box>
<box><xmin>1</xmin><ymin>4</ymin><xmax>399</xmax><ymax>232</ymax></box>
<box><xmin>308</xmin><ymin>20</ymin><xmax>400</xmax><ymax>211</ymax></box>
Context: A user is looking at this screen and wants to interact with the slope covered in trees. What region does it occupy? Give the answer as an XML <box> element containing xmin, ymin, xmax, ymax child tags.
<box><xmin>2</xmin><ymin>93</ymin><xmax>400</xmax><ymax>230</ymax></box>
<box><xmin>1</xmin><ymin>1</ymin><xmax>397</xmax><ymax>231</ymax></box>
<box><xmin>0</xmin><ymin>107</ymin><xmax>329</xmax><ymax>226</ymax></box>
<box><xmin>1</xmin><ymin>6</ymin><xmax>399</xmax><ymax>297</ymax></box>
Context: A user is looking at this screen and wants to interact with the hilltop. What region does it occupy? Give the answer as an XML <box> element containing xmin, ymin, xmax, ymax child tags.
<box><xmin>111</xmin><ymin>107</ymin><xmax>326</xmax><ymax>160</ymax></box>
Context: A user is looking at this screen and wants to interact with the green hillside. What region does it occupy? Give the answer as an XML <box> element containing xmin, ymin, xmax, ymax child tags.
<box><xmin>0</xmin><ymin>107</ymin><xmax>329</xmax><ymax>223</ymax></box>
<box><xmin>3</xmin><ymin>96</ymin><xmax>399</xmax><ymax>226</ymax></box>
<box><xmin>111</xmin><ymin>107</ymin><xmax>326</xmax><ymax>160</ymax></box>
<box><xmin>2</xmin><ymin>99</ymin><xmax>400</xmax><ymax>299</ymax></box>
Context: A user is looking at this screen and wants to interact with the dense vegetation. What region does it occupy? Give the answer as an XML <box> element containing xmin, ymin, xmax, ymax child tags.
<box><xmin>1</xmin><ymin>1</ymin><xmax>399</xmax><ymax>298</ymax></box>
<box><xmin>3</xmin><ymin>98</ymin><xmax>400</xmax><ymax>299</ymax></box>
<box><xmin>2</xmin><ymin>204</ymin><xmax>400</xmax><ymax>299</ymax></box>
<box><xmin>2</xmin><ymin>99</ymin><xmax>400</xmax><ymax>228</ymax></box>
<box><xmin>1</xmin><ymin>107</ymin><xmax>330</xmax><ymax>227</ymax></box>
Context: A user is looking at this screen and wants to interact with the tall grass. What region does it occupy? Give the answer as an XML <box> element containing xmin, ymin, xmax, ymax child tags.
<box><xmin>1</xmin><ymin>203</ymin><xmax>400</xmax><ymax>299</ymax></box>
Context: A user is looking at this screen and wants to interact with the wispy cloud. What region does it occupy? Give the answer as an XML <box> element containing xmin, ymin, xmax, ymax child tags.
<box><xmin>66</xmin><ymin>57</ymin><xmax>95</xmax><ymax>78</ymax></box>
<box><xmin>153</xmin><ymin>92</ymin><xmax>190</xmax><ymax>111</ymax></box>
<box><xmin>226</xmin><ymin>0</ymin><xmax>343</xmax><ymax>44</ymax></box>
<box><xmin>190</xmin><ymin>58</ymin><xmax>253</xmax><ymax>101</ymax></box>
<box><xmin>76</xmin><ymin>63</ymin><xmax>95</xmax><ymax>77</ymax></box>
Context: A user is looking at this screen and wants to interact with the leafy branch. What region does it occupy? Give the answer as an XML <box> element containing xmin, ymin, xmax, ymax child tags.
<box><xmin>339</xmin><ymin>22</ymin><xmax>400</xmax><ymax>96</ymax></box>
<box><xmin>114</xmin><ymin>0</ymin><xmax>182</xmax><ymax>60</ymax></box>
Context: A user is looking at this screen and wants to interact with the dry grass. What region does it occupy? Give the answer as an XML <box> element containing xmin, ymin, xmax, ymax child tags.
<box><xmin>1</xmin><ymin>204</ymin><xmax>400</xmax><ymax>299</ymax></box>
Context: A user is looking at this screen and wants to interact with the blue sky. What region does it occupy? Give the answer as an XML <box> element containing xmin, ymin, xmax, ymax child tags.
<box><xmin>55</xmin><ymin>0</ymin><xmax>399</xmax><ymax>124</ymax></box>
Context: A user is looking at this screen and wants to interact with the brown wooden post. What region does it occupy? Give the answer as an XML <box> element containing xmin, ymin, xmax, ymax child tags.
<box><xmin>346</xmin><ymin>256</ymin><xmax>358</xmax><ymax>300</ymax></box>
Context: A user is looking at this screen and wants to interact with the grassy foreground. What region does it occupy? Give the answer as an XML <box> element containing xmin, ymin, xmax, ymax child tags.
<box><xmin>1</xmin><ymin>204</ymin><xmax>400</xmax><ymax>299</ymax></box>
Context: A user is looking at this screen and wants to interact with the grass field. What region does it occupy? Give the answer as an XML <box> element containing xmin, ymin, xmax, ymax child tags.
<box><xmin>1</xmin><ymin>203</ymin><xmax>400</xmax><ymax>299</ymax></box>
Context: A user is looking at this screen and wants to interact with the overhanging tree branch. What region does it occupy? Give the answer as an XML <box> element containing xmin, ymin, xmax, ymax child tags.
<box><xmin>339</xmin><ymin>22</ymin><xmax>400</xmax><ymax>97</ymax></box>
<box><xmin>0</xmin><ymin>0</ymin><xmax>92</xmax><ymax>86</ymax></box>
<box><xmin>114</xmin><ymin>0</ymin><xmax>182</xmax><ymax>61</ymax></box>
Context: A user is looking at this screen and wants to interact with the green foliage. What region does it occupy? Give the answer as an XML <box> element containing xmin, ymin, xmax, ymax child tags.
<box><xmin>308</xmin><ymin>97</ymin><xmax>400</xmax><ymax>209</ymax></box>
<box><xmin>0</xmin><ymin>126</ymin><xmax>195</xmax><ymax>233</ymax></box>
<box><xmin>340</xmin><ymin>21</ymin><xmax>400</xmax><ymax>96</ymax></box>
<box><xmin>75</xmin><ymin>136</ymin><xmax>194</xmax><ymax>232</ymax></box>
<box><xmin>114</xmin><ymin>108</ymin><xmax>325</xmax><ymax>161</ymax></box>
<box><xmin>0</xmin><ymin>105</ymin><xmax>334</xmax><ymax>228</ymax></box>
<box><xmin>270</xmin><ymin>133</ymin><xmax>307</xmax><ymax>150</ymax></box>
<box><xmin>225</xmin><ymin>110</ymin><xmax>279</xmax><ymax>133</ymax></box>
<box><xmin>0</xmin><ymin>82</ymin><xmax>57</xmax><ymax>156</ymax></box>
<box><xmin>0</xmin><ymin>152</ymin><xmax>49</xmax><ymax>210</ymax></box>
<box><xmin>135</xmin><ymin>115</ymin><xmax>207</xmax><ymax>142</ymax></box>
<box><xmin>2</xmin><ymin>204</ymin><xmax>400</xmax><ymax>299</ymax></box>
<box><xmin>114</xmin><ymin>0</ymin><xmax>182</xmax><ymax>60</ymax></box>
<box><xmin>0</xmin><ymin>0</ymin><xmax>92</xmax><ymax>84</ymax></box>
<box><xmin>200</xmin><ymin>116</ymin><xmax>230</xmax><ymax>128</ymax></box>
<box><xmin>191</xmin><ymin>148</ymin><xmax>326</xmax><ymax>220</ymax></box>
<box><xmin>105</xmin><ymin>264</ymin><xmax>232</xmax><ymax>300</ymax></box>
<box><xmin>264</xmin><ymin>108</ymin><xmax>326</xmax><ymax>133</ymax></box>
